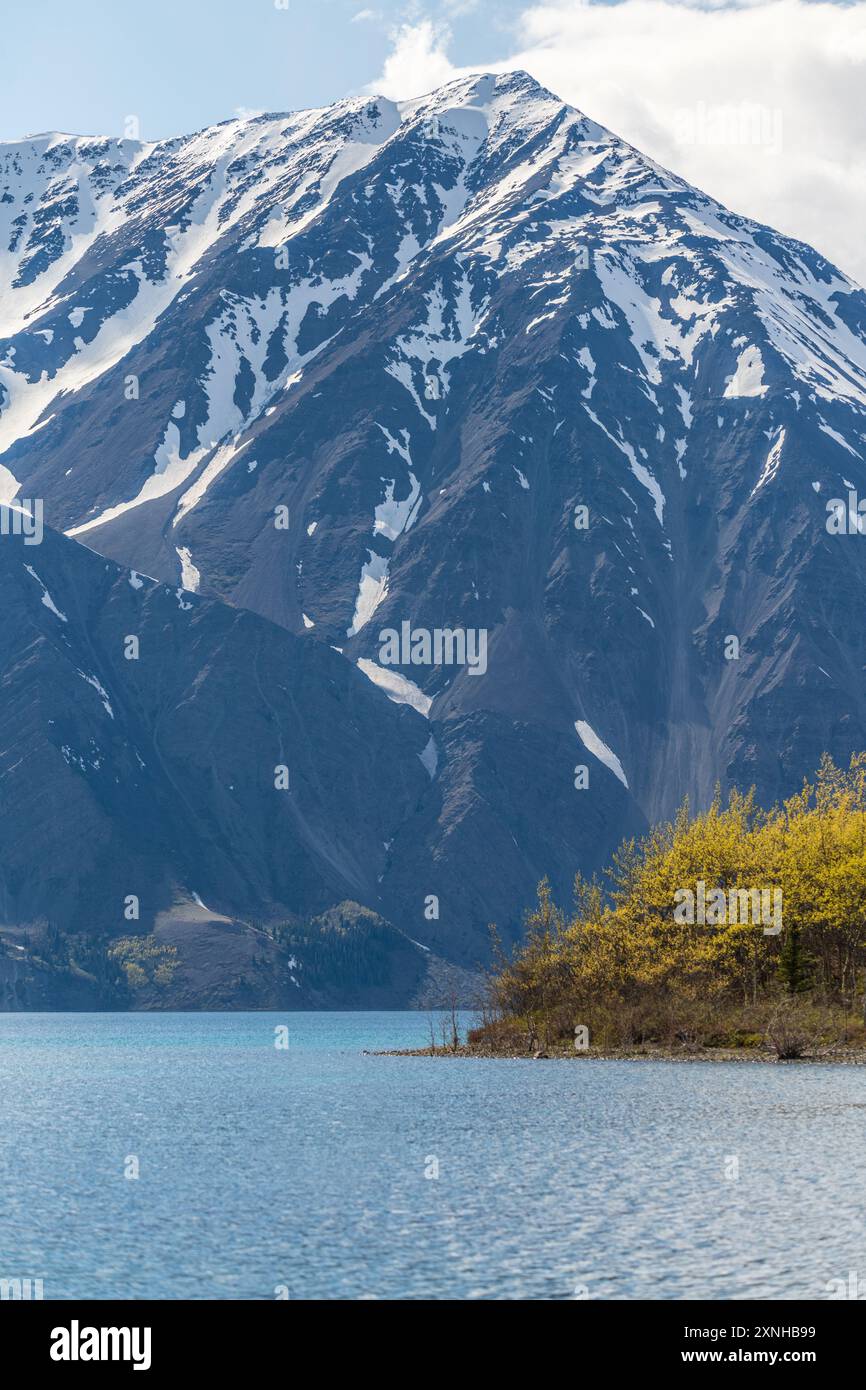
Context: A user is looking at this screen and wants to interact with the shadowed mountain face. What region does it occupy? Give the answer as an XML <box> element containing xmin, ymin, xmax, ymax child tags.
<box><xmin>0</xmin><ymin>524</ymin><xmax>431</xmax><ymax>929</ymax></box>
<box><xmin>1</xmin><ymin>71</ymin><xmax>866</xmax><ymax>1002</ymax></box>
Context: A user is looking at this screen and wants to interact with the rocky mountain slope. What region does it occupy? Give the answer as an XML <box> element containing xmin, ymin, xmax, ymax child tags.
<box><xmin>1</xmin><ymin>71</ymin><xmax>865</xmax><ymax>1004</ymax></box>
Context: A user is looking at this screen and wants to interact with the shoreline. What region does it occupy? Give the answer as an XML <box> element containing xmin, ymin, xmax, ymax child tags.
<box><xmin>374</xmin><ymin>1043</ymin><xmax>866</xmax><ymax>1064</ymax></box>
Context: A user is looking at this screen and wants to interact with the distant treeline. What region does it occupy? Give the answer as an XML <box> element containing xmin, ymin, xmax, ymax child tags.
<box><xmin>481</xmin><ymin>754</ymin><xmax>866</xmax><ymax>1055</ymax></box>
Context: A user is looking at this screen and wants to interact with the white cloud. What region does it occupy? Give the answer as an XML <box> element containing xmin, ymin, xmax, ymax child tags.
<box><xmin>375</xmin><ymin>18</ymin><xmax>459</xmax><ymax>95</ymax></box>
<box><xmin>367</xmin><ymin>0</ymin><xmax>866</xmax><ymax>285</ymax></box>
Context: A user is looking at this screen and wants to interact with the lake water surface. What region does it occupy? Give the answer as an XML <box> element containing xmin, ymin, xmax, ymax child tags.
<box><xmin>1</xmin><ymin>1011</ymin><xmax>865</xmax><ymax>1300</ymax></box>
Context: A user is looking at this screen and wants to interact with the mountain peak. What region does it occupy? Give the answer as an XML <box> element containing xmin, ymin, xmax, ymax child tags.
<box><xmin>393</xmin><ymin>67</ymin><xmax>577</xmax><ymax>132</ymax></box>
<box><xmin>2</xmin><ymin>72</ymin><xmax>866</xmax><ymax>980</ymax></box>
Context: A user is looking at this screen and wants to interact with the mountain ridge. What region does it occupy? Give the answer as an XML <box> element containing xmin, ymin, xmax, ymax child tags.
<box><xmin>1</xmin><ymin>70</ymin><xmax>865</xmax><ymax>1004</ymax></box>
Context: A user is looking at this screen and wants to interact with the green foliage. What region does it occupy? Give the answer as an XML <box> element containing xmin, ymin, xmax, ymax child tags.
<box><xmin>778</xmin><ymin>924</ymin><xmax>812</xmax><ymax>995</ymax></box>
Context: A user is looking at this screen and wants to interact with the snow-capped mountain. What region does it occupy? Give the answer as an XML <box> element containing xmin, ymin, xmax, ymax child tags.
<box><xmin>2</xmin><ymin>71</ymin><xmax>866</xmax><ymax>1000</ymax></box>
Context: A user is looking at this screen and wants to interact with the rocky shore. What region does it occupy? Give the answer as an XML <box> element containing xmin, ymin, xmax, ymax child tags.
<box><xmin>373</xmin><ymin>1042</ymin><xmax>866</xmax><ymax>1064</ymax></box>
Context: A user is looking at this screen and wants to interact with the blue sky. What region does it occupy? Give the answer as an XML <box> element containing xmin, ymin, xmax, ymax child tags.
<box><xmin>0</xmin><ymin>0</ymin><xmax>518</xmax><ymax>141</ymax></box>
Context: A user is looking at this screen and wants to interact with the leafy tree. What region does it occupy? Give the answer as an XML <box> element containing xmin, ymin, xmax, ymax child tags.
<box><xmin>483</xmin><ymin>753</ymin><xmax>866</xmax><ymax>1051</ymax></box>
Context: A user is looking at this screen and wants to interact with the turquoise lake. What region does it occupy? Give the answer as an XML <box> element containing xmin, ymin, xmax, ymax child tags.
<box><xmin>1</xmin><ymin>1011</ymin><xmax>865</xmax><ymax>1300</ymax></box>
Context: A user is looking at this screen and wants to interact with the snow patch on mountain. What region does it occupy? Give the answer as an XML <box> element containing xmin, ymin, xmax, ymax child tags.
<box><xmin>23</xmin><ymin>563</ymin><xmax>67</xmax><ymax>621</ymax></box>
<box><xmin>357</xmin><ymin>658</ymin><xmax>433</xmax><ymax>717</ymax></box>
<box><xmin>751</xmin><ymin>428</ymin><xmax>786</xmax><ymax>497</ymax></box>
<box><xmin>818</xmin><ymin>421</ymin><xmax>862</xmax><ymax>459</ymax></box>
<box><xmin>76</xmin><ymin>669</ymin><xmax>114</xmax><ymax>719</ymax></box>
<box><xmin>347</xmin><ymin>551</ymin><xmax>389</xmax><ymax>637</ymax></box>
<box><xmin>176</xmin><ymin>546</ymin><xmax>201</xmax><ymax>593</ymax></box>
<box><xmin>575</xmin><ymin>720</ymin><xmax>628</xmax><ymax>788</ymax></box>
<box><xmin>419</xmin><ymin>733</ymin><xmax>438</xmax><ymax>776</ymax></box>
<box><xmin>386</xmin><ymin>272</ymin><xmax>487</xmax><ymax>420</ymax></box>
<box><xmin>725</xmin><ymin>345</ymin><xmax>768</xmax><ymax>398</ymax></box>
<box><xmin>584</xmin><ymin>405</ymin><xmax>666</xmax><ymax>526</ymax></box>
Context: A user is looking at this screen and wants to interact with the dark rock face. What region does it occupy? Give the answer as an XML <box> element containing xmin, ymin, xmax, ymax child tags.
<box><xmin>2</xmin><ymin>71</ymin><xmax>866</xmax><ymax>1004</ymax></box>
<box><xmin>0</xmin><ymin>524</ymin><xmax>429</xmax><ymax>935</ymax></box>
